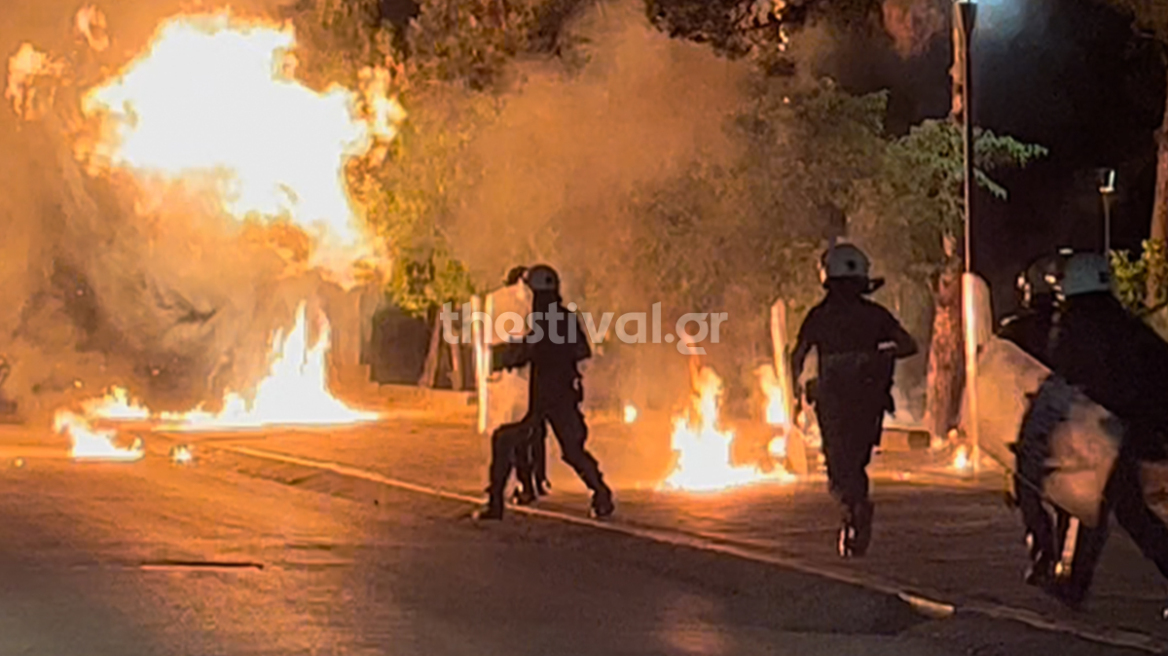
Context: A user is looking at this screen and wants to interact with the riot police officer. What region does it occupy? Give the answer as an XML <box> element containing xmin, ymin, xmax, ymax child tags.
<box><xmin>791</xmin><ymin>244</ymin><xmax>918</xmax><ymax>557</ymax></box>
<box><xmin>1036</xmin><ymin>252</ymin><xmax>1168</xmax><ymax>607</ymax></box>
<box><xmin>477</xmin><ymin>265</ymin><xmax>615</xmax><ymax>520</ymax></box>
<box><xmin>999</xmin><ymin>252</ymin><xmax>1073</xmax><ymax>587</ymax></box>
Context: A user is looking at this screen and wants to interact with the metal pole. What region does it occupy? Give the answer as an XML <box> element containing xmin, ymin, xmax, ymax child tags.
<box><xmin>958</xmin><ymin>0</ymin><xmax>979</xmax><ymax>475</ymax></box>
<box><xmin>1100</xmin><ymin>169</ymin><xmax>1116</xmax><ymax>255</ymax></box>
<box><xmin>1104</xmin><ymin>196</ymin><xmax>1112</xmax><ymax>255</ymax></box>
<box><xmin>960</xmin><ymin>2</ymin><xmax>976</xmax><ymax>275</ymax></box>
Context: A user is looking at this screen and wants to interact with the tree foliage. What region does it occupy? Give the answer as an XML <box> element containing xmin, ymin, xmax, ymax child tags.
<box><xmin>1111</xmin><ymin>239</ymin><xmax>1168</xmax><ymax>314</ymax></box>
<box><xmin>851</xmin><ymin>120</ymin><xmax>1048</xmax><ymax>279</ymax></box>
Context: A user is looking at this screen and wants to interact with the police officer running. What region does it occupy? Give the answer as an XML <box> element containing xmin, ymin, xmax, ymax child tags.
<box><xmin>476</xmin><ymin>265</ymin><xmax>615</xmax><ymax>520</ymax></box>
<box><xmin>791</xmin><ymin>244</ymin><xmax>919</xmax><ymax>557</ymax></box>
<box><xmin>998</xmin><ymin>253</ymin><xmax>1075</xmax><ymax>588</ymax></box>
<box><xmin>1033</xmin><ymin>252</ymin><xmax>1168</xmax><ymax>608</ymax></box>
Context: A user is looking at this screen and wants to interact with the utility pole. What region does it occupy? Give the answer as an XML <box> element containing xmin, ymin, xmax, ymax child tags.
<box><xmin>954</xmin><ymin>0</ymin><xmax>980</xmax><ymax>474</ymax></box>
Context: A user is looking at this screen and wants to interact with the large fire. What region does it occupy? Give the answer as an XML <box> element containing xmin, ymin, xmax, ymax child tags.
<box><xmin>77</xmin><ymin>11</ymin><xmax>403</xmax><ymax>277</ymax></box>
<box><xmin>11</xmin><ymin>9</ymin><xmax>397</xmax><ymax>453</ymax></box>
<box><xmin>662</xmin><ymin>366</ymin><xmax>794</xmax><ymax>492</ymax></box>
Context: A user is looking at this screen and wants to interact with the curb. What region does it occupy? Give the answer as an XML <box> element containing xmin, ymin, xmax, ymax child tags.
<box><xmin>198</xmin><ymin>441</ymin><xmax>1168</xmax><ymax>655</ymax></box>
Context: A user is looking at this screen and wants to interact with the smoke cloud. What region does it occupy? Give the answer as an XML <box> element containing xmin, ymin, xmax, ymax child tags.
<box><xmin>0</xmin><ymin>0</ymin><xmax>359</xmax><ymax>426</ymax></box>
<box><xmin>442</xmin><ymin>1</ymin><xmax>759</xmax><ymax>410</ymax></box>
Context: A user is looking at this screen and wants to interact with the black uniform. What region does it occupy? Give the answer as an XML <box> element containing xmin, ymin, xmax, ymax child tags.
<box><xmin>998</xmin><ymin>297</ymin><xmax>1073</xmax><ymax>585</ymax></box>
<box><xmin>483</xmin><ymin>296</ymin><xmax>613</xmax><ymax>519</ymax></box>
<box><xmin>1042</xmin><ymin>291</ymin><xmax>1168</xmax><ymax>605</ymax></box>
<box><xmin>513</xmin><ymin>415</ymin><xmax>549</xmax><ymax>501</ymax></box>
<box><xmin>791</xmin><ymin>278</ymin><xmax>918</xmax><ymax>555</ymax></box>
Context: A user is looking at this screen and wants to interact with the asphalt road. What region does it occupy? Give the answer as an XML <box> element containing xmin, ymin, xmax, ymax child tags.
<box><xmin>0</xmin><ymin>440</ymin><xmax>1155</xmax><ymax>656</ymax></box>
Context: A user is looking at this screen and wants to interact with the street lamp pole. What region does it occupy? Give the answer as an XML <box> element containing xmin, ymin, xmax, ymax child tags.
<box><xmin>1099</xmin><ymin>169</ymin><xmax>1116</xmax><ymax>255</ymax></box>
<box><xmin>956</xmin><ymin>0</ymin><xmax>980</xmax><ymax>474</ymax></box>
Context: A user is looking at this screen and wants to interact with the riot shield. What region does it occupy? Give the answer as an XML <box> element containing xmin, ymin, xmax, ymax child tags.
<box><xmin>474</xmin><ymin>283</ymin><xmax>532</xmax><ymax>435</ymax></box>
<box><xmin>975</xmin><ymin>338</ymin><xmax>1121</xmax><ymax>527</ymax></box>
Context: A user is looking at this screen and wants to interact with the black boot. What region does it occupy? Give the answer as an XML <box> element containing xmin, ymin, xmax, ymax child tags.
<box><xmin>512</xmin><ymin>486</ymin><xmax>537</xmax><ymax>506</ymax></box>
<box><xmin>590</xmin><ymin>488</ymin><xmax>615</xmax><ymax>519</ymax></box>
<box><xmin>1024</xmin><ymin>535</ymin><xmax>1058</xmax><ymax>588</ymax></box>
<box><xmin>475</xmin><ymin>491</ymin><xmax>506</xmax><ymax>520</ymax></box>
<box><xmin>837</xmin><ymin>502</ymin><xmax>872</xmax><ymax>558</ymax></box>
<box><xmin>852</xmin><ymin>501</ymin><xmax>874</xmax><ymax>556</ymax></box>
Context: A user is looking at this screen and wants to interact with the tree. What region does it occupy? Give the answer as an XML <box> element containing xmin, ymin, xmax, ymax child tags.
<box><xmin>851</xmin><ymin>120</ymin><xmax>1046</xmax><ymax>436</ymax></box>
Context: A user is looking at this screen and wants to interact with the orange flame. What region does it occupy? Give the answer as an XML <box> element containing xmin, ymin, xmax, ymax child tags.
<box><xmin>160</xmin><ymin>303</ymin><xmax>378</xmax><ymax>430</ymax></box>
<box><xmin>84</xmin><ymin>386</ymin><xmax>150</xmax><ymax>420</ymax></box>
<box><xmin>56</xmin><ymin>410</ymin><xmax>144</xmax><ymax>461</ymax></box>
<box><xmin>72</xmin><ymin>302</ymin><xmax>377</xmax><ymax>437</ymax></box>
<box><xmin>756</xmin><ymin>364</ymin><xmax>790</xmax><ymax>427</ymax></box>
<box><xmin>623</xmin><ymin>402</ymin><xmax>638</xmax><ymax>424</ymax></box>
<box><xmin>662</xmin><ymin>367</ymin><xmax>794</xmax><ymax>492</ymax></box>
<box><xmin>78</xmin><ymin>12</ymin><xmax>404</xmax><ymax>280</ymax></box>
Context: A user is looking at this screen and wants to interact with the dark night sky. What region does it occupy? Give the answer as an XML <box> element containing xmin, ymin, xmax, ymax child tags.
<box><xmin>824</xmin><ymin>0</ymin><xmax>1167</xmax><ymax>318</ymax></box>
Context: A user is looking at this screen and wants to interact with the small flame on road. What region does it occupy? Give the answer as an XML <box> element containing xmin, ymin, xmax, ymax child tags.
<box><xmin>623</xmin><ymin>402</ymin><xmax>638</xmax><ymax>424</ymax></box>
<box><xmin>57</xmin><ymin>411</ymin><xmax>144</xmax><ymax>461</ymax></box>
<box><xmin>170</xmin><ymin>445</ymin><xmax>193</xmax><ymax>464</ymax></box>
<box><xmin>953</xmin><ymin>445</ymin><xmax>971</xmax><ymax>471</ymax></box>
<box><xmin>662</xmin><ymin>367</ymin><xmax>794</xmax><ymax>492</ymax></box>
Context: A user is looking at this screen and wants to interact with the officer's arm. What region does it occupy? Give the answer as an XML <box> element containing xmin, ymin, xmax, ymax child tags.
<box><xmin>491</xmin><ymin>341</ymin><xmax>530</xmax><ymax>372</ymax></box>
<box><xmin>790</xmin><ymin>311</ymin><xmax>817</xmax><ymax>392</ymax></box>
<box><xmin>880</xmin><ymin>312</ymin><xmax>918</xmax><ymax>359</ymax></box>
<box><xmin>570</xmin><ymin>314</ymin><xmax>592</xmax><ymax>362</ymax></box>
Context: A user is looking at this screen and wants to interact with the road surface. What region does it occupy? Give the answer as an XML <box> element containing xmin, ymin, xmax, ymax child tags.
<box><xmin>0</xmin><ymin>428</ymin><xmax>1155</xmax><ymax>655</ymax></box>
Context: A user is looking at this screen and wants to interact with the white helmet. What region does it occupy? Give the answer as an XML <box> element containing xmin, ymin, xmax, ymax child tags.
<box><xmin>820</xmin><ymin>243</ymin><xmax>871</xmax><ymax>282</ymax></box>
<box><xmin>1059</xmin><ymin>252</ymin><xmax>1112</xmax><ymax>297</ymax></box>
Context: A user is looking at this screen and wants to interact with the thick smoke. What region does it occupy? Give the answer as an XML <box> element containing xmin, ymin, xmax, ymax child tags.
<box><xmin>443</xmin><ymin>1</ymin><xmax>755</xmax><ymax>412</ymax></box>
<box><xmin>0</xmin><ymin>0</ymin><xmax>363</xmax><ymax>426</ymax></box>
<box><xmin>443</xmin><ymin>0</ymin><xmax>930</xmax><ymax>422</ymax></box>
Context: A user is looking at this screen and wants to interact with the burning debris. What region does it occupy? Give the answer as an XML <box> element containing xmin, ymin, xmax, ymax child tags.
<box><xmin>169</xmin><ymin>444</ymin><xmax>193</xmax><ymax>465</ymax></box>
<box><xmin>72</xmin><ymin>303</ymin><xmax>378</xmax><ymax>432</ymax></box>
<box><xmin>662</xmin><ymin>366</ymin><xmax>794</xmax><ymax>492</ymax></box>
<box><xmin>158</xmin><ymin>303</ymin><xmax>377</xmax><ymax>430</ymax></box>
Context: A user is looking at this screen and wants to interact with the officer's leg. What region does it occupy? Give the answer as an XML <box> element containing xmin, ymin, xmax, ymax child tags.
<box><xmin>814</xmin><ymin>403</ymin><xmax>849</xmax><ymax>507</ymax></box>
<box><xmin>546</xmin><ymin>404</ymin><xmax>613</xmax><ymax>516</ymax></box>
<box><xmin>1109</xmin><ymin>455</ymin><xmax>1168</xmax><ymax>580</ymax></box>
<box><xmin>511</xmin><ymin>421</ymin><xmax>541</xmax><ymax>504</ymax></box>
<box><xmin>847</xmin><ymin>406</ymin><xmax>882</xmax><ymax>556</ymax></box>
<box><xmin>1055</xmin><ymin>508</ymin><xmax>1109</xmax><ymax>607</ymax></box>
<box><xmin>1014</xmin><ymin>386</ymin><xmax>1062</xmax><ymax>584</ymax></box>
<box><xmin>483</xmin><ymin>420</ymin><xmax>531</xmax><ymax>518</ymax></box>
<box><xmin>816</xmin><ymin>402</ymin><xmax>867</xmax><ymax>556</ymax></box>
<box><xmin>532</xmin><ymin>420</ymin><xmax>550</xmax><ymax>494</ymax></box>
